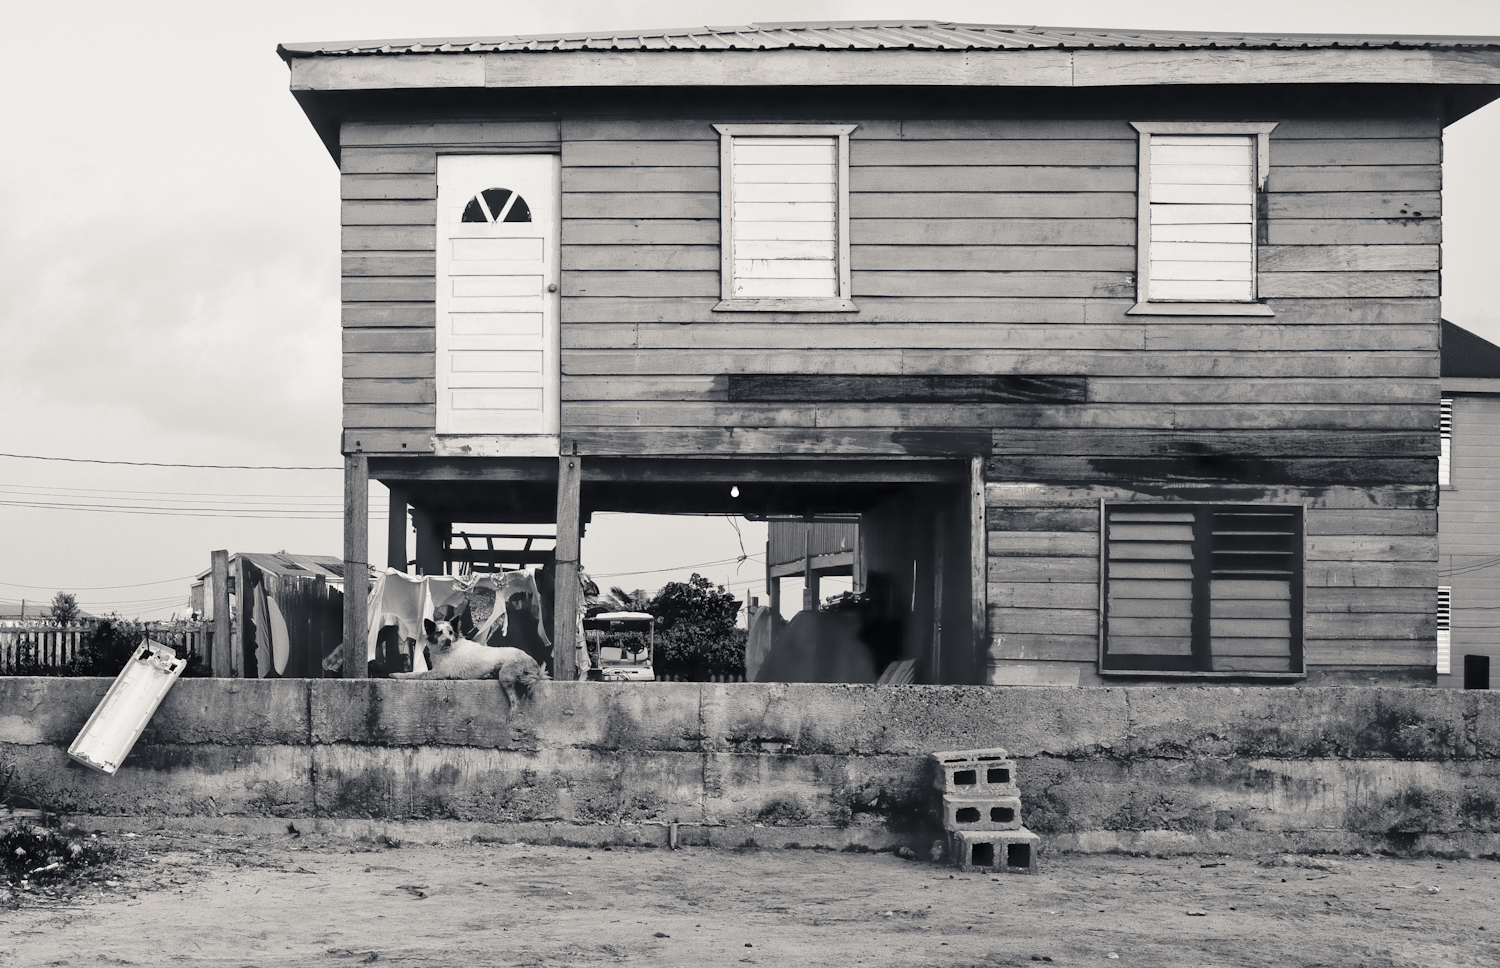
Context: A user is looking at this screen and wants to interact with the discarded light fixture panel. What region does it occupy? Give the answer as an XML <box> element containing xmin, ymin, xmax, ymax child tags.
<box><xmin>68</xmin><ymin>640</ymin><xmax>187</xmax><ymax>774</ymax></box>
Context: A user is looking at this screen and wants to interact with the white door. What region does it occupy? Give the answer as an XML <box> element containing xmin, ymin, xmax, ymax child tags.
<box><xmin>436</xmin><ymin>155</ymin><xmax>560</xmax><ymax>444</ymax></box>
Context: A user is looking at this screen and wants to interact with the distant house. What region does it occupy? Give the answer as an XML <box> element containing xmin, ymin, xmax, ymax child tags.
<box><xmin>278</xmin><ymin>21</ymin><xmax>1500</xmax><ymax>685</ymax></box>
<box><xmin>0</xmin><ymin>604</ymin><xmax>96</xmax><ymax>623</ymax></box>
<box><xmin>1438</xmin><ymin>320</ymin><xmax>1500</xmax><ymax>690</ymax></box>
<box><xmin>189</xmin><ymin>552</ymin><xmax>352</xmax><ymax>619</ymax></box>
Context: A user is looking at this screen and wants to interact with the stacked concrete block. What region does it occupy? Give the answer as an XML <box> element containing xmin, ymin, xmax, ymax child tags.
<box><xmin>932</xmin><ymin>747</ymin><xmax>1039</xmax><ymax>874</ymax></box>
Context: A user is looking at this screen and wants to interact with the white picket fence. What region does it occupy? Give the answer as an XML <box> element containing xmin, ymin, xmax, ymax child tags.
<box><xmin>0</xmin><ymin>621</ymin><xmax>204</xmax><ymax>675</ymax></box>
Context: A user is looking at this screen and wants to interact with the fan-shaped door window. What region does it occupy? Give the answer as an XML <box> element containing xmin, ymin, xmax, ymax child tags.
<box><xmin>461</xmin><ymin>187</ymin><xmax>532</xmax><ymax>224</ymax></box>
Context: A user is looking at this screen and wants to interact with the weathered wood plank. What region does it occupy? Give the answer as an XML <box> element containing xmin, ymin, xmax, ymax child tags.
<box><xmin>341</xmin><ymin>174</ymin><xmax>437</xmax><ymax>200</ymax></box>
<box><xmin>343</xmin><ymin>225</ymin><xmax>436</xmax><ymax>251</ymax></box>
<box><xmin>562</xmin><ymin>141</ymin><xmax>720</xmax><ymax>167</ymax></box>
<box><xmin>1306</xmin><ymin>509</ymin><xmax>1436</xmax><ymax>536</ymax></box>
<box><xmin>562</xmin><ymin>219</ymin><xmax>719</xmax><ymax>246</ymax></box>
<box><xmin>560</xmin><ymin>427</ymin><xmax>992</xmax><ymax>457</ymax></box>
<box><xmin>563</xmin><ymin>193</ymin><xmax>719</xmax><ymax>219</ymax></box>
<box><xmin>1172</xmin><ymin>406</ymin><xmax>1430</xmax><ymax>431</ymax></box>
<box><xmin>564</xmin><ymin>400</ymin><xmax>1171</xmax><ymax>428</ymax></box>
<box><xmin>1303</xmin><ymin>641</ymin><xmax>1434</xmax><ymax>666</ymax></box>
<box><xmin>1265</xmin><ymin>219</ymin><xmax>1440</xmax><ymax>245</ymax></box>
<box><xmin>988</xmin><ymin>633</ymin><xmax>1098</xmax><ymax>662</ymax></box>
<box><xmin>1266</xmin><ymin>192</ymin><xmax>1440</xmax><ymax>219</ymax></box>
<box><xmin>851</xmin><ymin>218</ymin><xmax>1136</xmax><ymax>246</ymax></box>
<box><xmin>1258</xmin><ymin>245</ymin><xmax>1438</xmax><ymax>273</ymax></box>
<box><xmin>851</xmin><ymin>166</ymin><xmax>1134</xmax><ymax>192</ymax></box>
<box><xmin>344</xmin><ymin>329</ymin><xmax>435</xmax><ymax>354</ymax></box>
<box><xmin>987</xmin><ymin>582</ymin><xmax>1100</xmax><ymax>609</ymax></box>
<box><xmin>1258</xmin><ymin>271</ymin><xmax>1439</xmax><ymax>298</ymax></box>
<box><xmin>1307</xmin><ymin>611</ymin><xmax>1434</xmax><ymax>638</ymax></box>
<box><xmin>987</xmin><ymin>531</ymin><xmax>1097</xmax><ymax>557</ymax></box>
<box><xmin>1139</xmin><ymin>324</ymin><xmax>1437</xmax><ymax>353</ymax></box>
<box><xmin>562</xmin><ymin>245</ymin><xmax>719</xmax><ymax>271</ymax></box>
<box><xmin>561</xmin><ymin>119</ymin><xmax>717</xmax><ymax>141</ymax></box>
<box><xmin>341</xmin><ymin>199</ymin><xmax>437</xmax><ymax>225</ymax></box>
<box><xmin>563</xmin><ymin>404</ymin><xmax>816</xmax><ymax>428</ymax></box>
<box><xmin>1304</xmin><ymin>586</ymin><xmax>1435</xmax><ymax>612</ymax></box>
<box><xmin>852</xmin><ymin>245</ymin><xmax>1133</xmax><ymax>272</ymax></box>
<box><xmin>562</xmin><ymin>295</ymin><xmax>1095</xmax><ymax>324</ymax></box>
<box><xmin>562</xmin><ymin>375</ymin><xmax>725</xmax><ymax>401</ymax></box>
<box><xmin>1306</xmin><ymin>535</ymin><xmax>1437</xmax><ymax>561</ymax></box>
<box><xmin>990</xmin><ymin>607</ymin><xmax>1098</xmax><ymax>635</ymax></box>
<box><xmin>984</xmin><ymin>456</ymin><xmax>1433</xmax><ymax>486</ymax></box>
<box><xmin>986</xmin><ymin>482</ymin><xmax>1433</xmax><ymax>511</ymax></box>
<box><xmin>564</xmin><ymin>348</ymin><xmax>1437</xmax><ymax>378</ymax></box>
<box><xmin>989</xmin><ymin>429</ymin><xmax>1435</xmax><ymax>458</ymax></box>
<box><xmin>1088</xmin><ymin>378</ymin><xmax>1435</xmax><ymax>405</ymax></box>
<box><xmin>856</xmin><ymin>192</ymin><xmax>1135</xmax><ymax>219</ymax></box>
<box><xmin>1303</xmin><ymin>561</ymin><xmax>1437</xmax><ymax>587</ymax></box>
<box><xmin>342</xmin><ymin>278</ymin><xmax>436</xmax><ymax>302</ymax></box>
<box><xmin>563</xmin><ymin>271</ymin><xmax>719</xmax><ymax>298</ymax></box>
<box><xmin>344</xmin><ymin>405</ymin><xmax>436</xmax><ymax>429</ymax></box>
<box><xmin>563</xmin><ymin>166</ymin><xmax>720</xmax><ymax>192</ymax></box>
<box><xmin>854</xmin><ymin>271</ymin><xmax>1133</xmax><ymax>298</ymax></box>
<box><xmin>342</xmin><ymin>120</ymin><xmax>560</xmax><ymax>146</ymax></box>
<box><xmin>1266</xmin><ymin>165</ymin><xmax>1439</xmax><ymax>193</ymax></box>
<box><xmin>871</xmin><ymin>120</ymin><xmax>1135</xmax><ymax>140</ymax></box>
<box><xmin>344</xmin><ymin>378</ymin><xmax>436</xmax><ymax>405</ymax></box>
<box><xmin>564</xmin><ymin>322</ymin><xmax>1146</xmax><ymax>350</ymax></box>
<box><xmin>343</xmin><ymin>304</ymin><xmax>436</xmax><ymax>328</ymax></box>
<box><xmin>850</xmin><ymin>140</ymin><xmax>1136</xmax><ymax>166</ymax></box>
<box><xmin>342</xmin><ymin>454</ymin><xmax>369</xmax><ymax>678</ymax></box>
<box><xmin>1272</xmin><ymin>119</ymin><xmax>1440</xmax><ymax>139</ymax></box>
<box><xmin>340</xmin><ymin>147</ymin><xmax>437</xmax><ymax>174</ymax></box>
<box><xmin>986</xmin><ymin>508</ymin><xmax>1099</xmax><ymax>532</ymax></box>
<box><xmin>344</xmin><ymin>353</ymin><xmax>435</xmax><ymax>379</ymax></box>
<box><xmin>342</xmin><ymin>429</ymin><xmax>434</xmax><ymax>454</ymax></box>
<box><xmin>727</xmin><ymin>374</ymin><xmax>1087</xmax><ymax>404</ymax></box>
<box><xmin>343</xmin><ymin>253</ymin><xmax>437</xmax><ymax>276</ymax></box>
<box><xmin>1272</xmin><ymin>139</ymin><xmax>1440</xmax><ymax>167</ymax></box>
<box><xmin>987</xmin><ymin>556</ymin><xmax>1099</xmax><ymax>583</ymax></box>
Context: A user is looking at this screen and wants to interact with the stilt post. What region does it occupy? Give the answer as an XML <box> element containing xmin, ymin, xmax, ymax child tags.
<box><xmin>210</xmin><ymin>549</ymin><xmax>231</xmax><ymax>677</ymax></box>
<box><xmin>553</xmin><ymin>455</ymin><xmax>583</xmax><ymax>681</ymax></box>
<box><xmin>343</xmin><ymin>452</ymin><xmax>369</xmax><ymax>679</ymax></box>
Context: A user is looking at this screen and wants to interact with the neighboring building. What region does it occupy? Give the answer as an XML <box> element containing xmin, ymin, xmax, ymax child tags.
<box><xmin>189</xmin><ymin>552</ymin><xmax>352</xmax><ymax>619</ymax></box>
<box><xmin>279</xmin><ymin>22</ymin><xmax>1500</xmax><ymax>685</ymax></box>
<box><xmin>1439</xmin><ymin>320</ymin><xmax>1500</xmax><ymax>690</ymax></box>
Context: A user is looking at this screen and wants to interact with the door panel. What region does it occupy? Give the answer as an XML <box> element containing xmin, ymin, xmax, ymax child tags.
<box><xmin>436</xmin><ymin>155</ymin><xmax>560</xmax><ymax>439</ymax></box>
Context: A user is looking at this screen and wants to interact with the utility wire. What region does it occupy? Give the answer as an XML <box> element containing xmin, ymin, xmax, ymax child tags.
<box><xmin>0</xmin><ymin>452</ymin><xmax>340</xmax><ymax>470</ymax></box>
<box><xmin>0</xmin><ymin>575</ymin><xmax>197</xmax><ymax>591</ymax></box>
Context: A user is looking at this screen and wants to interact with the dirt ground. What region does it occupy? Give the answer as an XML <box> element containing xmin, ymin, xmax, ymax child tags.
<box><xmin>3</xmin><ymin>829</ymin><xmax>1499</xmax><ymax>968</ymax></box>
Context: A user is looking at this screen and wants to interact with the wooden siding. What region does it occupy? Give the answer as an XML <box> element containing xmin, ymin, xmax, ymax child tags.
<box><xmin>1437</xmin><ymin>395</ymin><xmax>1500</xmax><ymax>688</ymax></box>
<box><xmin>338</xmin><ymin>112</ymin><xmax>1440</xmax><ymax>677</ymax></box>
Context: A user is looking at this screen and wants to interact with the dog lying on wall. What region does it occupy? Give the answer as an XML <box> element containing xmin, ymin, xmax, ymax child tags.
<box><xmin>389</xmin><ymin>619</ymin><xmax>550</xmax><ymax>707</ymax></box>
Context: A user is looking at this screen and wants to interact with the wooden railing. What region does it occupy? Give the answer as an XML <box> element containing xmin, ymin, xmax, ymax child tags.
<box><xmin>0</xmin><ymin>621</ymin><xmax>205</xmax><ymax>675</ymax></box>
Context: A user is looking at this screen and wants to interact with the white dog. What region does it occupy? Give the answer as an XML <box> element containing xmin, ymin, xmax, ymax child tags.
<box><xmin>389</xmin><ymin>619</ymin><xmax>550</xmax><ymax>707</ymax></box>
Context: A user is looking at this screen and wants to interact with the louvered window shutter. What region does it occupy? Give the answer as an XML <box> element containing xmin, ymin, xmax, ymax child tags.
<box><xmin>1147</xmin><ymin>135</ymin><xmax>1256</xmax><ymax>302</ymax></box>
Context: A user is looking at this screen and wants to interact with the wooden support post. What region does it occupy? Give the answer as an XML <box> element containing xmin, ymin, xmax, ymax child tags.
<box><xmin>801</xmin><ymin>518</ymin><xmax>814</xmax><ymax>612</ymax></box>
<box><xmin>387</xmin><ymin>487</ymin><xmax>408</xmax><ymax>571</ymax></box>
<box><xmin>210</xmin><ymin>549</ymin><xmax>231</xmax><ymax>678</ymax></box>
<box><xmin>412</xmin><ymin>508</ymin><xmax>445</xmax><ymax>576</ymax></box>
<box><xmin>312</xmin><ymin>574</ymin><xmax>327</xmax><ymax>679</ymax></box>
<box><xmin>343</xmin><ymin>452</ymin><xmax>369</xmax><ymax>679</ymax></box>
<box><xmin>552</xmin><ymin>455</ymin><xmax>582</xmax><ymax>682</ymax></box>
<box><xmin>931</xmin><ymin>507</ymin><xmax>946</xmax><ymax>685</ymax></box>
<box><xmin>970</xmin><ymin>456</ymin><xmax>989</xmax><ymax>685</ymax></box>
<box><xmin>230</xmin><ymin>555</ymin><xmax>246</xmax><ymax>678</ymax></box>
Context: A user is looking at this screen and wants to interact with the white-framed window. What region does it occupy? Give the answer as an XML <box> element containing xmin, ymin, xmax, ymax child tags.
<box><xmin>1439</xmin><ymin>397</ymin><xmax>1454</xmax><ymax>487</ymax></box>
<box><xmin>713</xmin><ymin>124</ymin><xmax>857</xmax><ymax>312</ymax></box>
<box><xmin>1437</xmin><ymin>585</ymin><xmax>1452</xmax><ymax>675</ymax></box>
<box><xmin>1129</xmin><ymin>122</ymin><xmax>1277</xmax><ymax>316</ymax></box>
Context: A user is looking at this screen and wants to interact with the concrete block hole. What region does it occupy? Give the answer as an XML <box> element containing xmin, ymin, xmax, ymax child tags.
<box><xmin>954</xmin><ymin>769</ymin><xmax>977</xmax><ymax>786</ymax></box>
<box><xmin>968</xmin><ymin>842</ymin><xmax>1031</xmax><ymax>870</ymax></box>
<box><xmin>991</xmin><ymin>806</ymin><xmax>1014</xmax><ymax>823</ymax></box>
<box><xmin>987</xmin><ymin>768</ymin><xmax>1010</xmax><ymax>784</ymax></box>
<box><xmin>956</xmin><ymin>807</ymin><xmax>981</xmax><ymax>823</ymax></box>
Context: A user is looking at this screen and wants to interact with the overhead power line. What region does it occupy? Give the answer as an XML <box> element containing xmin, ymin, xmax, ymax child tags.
<box><xmin>0</xmin><ymin>452</ymin><xmax>341</xmax><ymax>471</ymax></box>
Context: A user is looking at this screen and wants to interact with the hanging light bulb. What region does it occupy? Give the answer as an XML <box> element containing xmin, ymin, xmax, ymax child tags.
<box><xmin>730</xmin><ymin>485</ymin><xmax>740</xmax><ymax>498</ymax></box>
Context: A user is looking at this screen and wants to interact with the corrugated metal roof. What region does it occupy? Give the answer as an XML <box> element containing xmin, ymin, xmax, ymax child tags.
<box><xmin>279</xmin><ymin>21</ymin><xmax>1500</xmax><ymax>57</ymax></box>
<box><xmin>1442</xmin><ymin>320</ymin><xmax>1500</xmax><ymax>380</ymax></box>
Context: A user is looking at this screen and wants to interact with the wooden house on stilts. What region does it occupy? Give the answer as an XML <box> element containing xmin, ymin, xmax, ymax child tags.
<box><xmin>278</xmin><ymin>22</ymin><xmax>1500</xmax><ymax>686</ymax></box>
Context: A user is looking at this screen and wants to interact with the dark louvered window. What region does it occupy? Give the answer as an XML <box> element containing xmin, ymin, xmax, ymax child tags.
<box><xmin>1102</xmin><ymin>504</ymin><xmax>1304</xmax><ymax>675</ymax></box>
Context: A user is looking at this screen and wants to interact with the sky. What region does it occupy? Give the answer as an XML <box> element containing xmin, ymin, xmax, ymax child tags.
<box><xmin>1</xmin><ymin>0</ymin><xmax>1498</xmax><ymax>620</ymax></box>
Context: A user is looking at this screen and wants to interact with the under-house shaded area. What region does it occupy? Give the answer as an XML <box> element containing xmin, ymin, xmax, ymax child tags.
<box><xmin>370</xmin><ymin>457</ymin><xmax>983</xmax><ymax>685</ymax></box>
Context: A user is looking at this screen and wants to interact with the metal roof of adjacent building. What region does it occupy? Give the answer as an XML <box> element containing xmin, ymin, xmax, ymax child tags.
<box><xmin>1442</xmin><ymin>321</ymin><xmax>1500</xmax><ymax>380</ymax></box>
<box><xmin>278</xmin><ymin>21</ymin><xmax>1500</xmax><ymax>57</ymax></box>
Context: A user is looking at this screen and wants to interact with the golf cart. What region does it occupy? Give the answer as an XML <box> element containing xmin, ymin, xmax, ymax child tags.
<box><xmin>584</xmin><ymin>611</ymin><xmax>655</xmax><ymax>681</ymax></box>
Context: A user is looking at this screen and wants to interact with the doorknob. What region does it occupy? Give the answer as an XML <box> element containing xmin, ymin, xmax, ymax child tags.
<box><xmin>547</xmin><ymin>282</ymin><xmax>558</xmax><ymax>292</ymax></box>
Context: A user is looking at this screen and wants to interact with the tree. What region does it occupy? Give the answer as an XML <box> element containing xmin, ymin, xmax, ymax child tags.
<box><xmin>49</xmin><ymin>592</ymin><xmax>79</xmax><ymax>625</ymax></box>
<box><xmin>649</xmin><ymin>574</ymin><xmax>739</xmax><ymax>637</ymax></box>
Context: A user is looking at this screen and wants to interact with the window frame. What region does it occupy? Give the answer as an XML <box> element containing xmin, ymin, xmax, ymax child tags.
<box><xmin>1129</xmin><ymin>121</ymin><xmax>1278</xmax><ymax>317</ymax></box>
<box><xmin>1098</xmin><ymin>501</ymin><xmax>1306</xmax><ymax>678</ymax></box>
<box><xmin>1439</xmin><ymin>397</ymin><xmax>1454</xmax><ymax>488</ymax></box>
<box><xmin>712</xmin><ymin>123</ymin><xmax>858</xmax><ymax>313</ymax></box>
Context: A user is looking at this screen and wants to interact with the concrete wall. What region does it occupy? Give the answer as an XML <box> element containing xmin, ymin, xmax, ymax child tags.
<box><xmin>2</xmin><ymin>678</ymin><xmax>1496</xmax><ymax>855</ymax></box>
